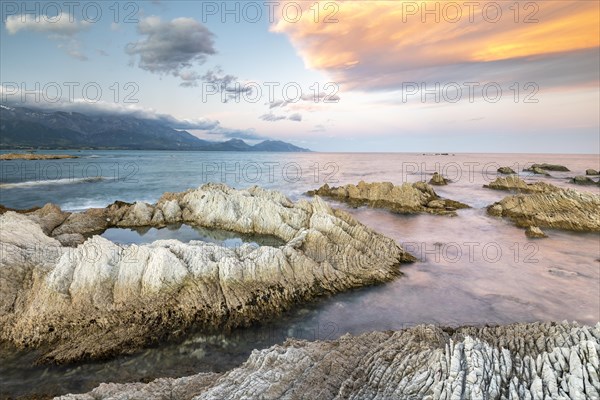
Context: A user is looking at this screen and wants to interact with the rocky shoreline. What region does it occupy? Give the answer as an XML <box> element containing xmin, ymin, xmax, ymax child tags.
<box><xmin>307</xmin><ymin>181</ymin><xmax>470</xmax><ymax>216</ymax></box>
<box><xmin>1</xmin><ymin>176</ymin><xmax>598</xmax><ymax>399</ymax></box>
<box><xmin>56</xmin><ymin>321</ymin><xmax>600</xmax><ymax>399</ymax></box>
<box><xmin>0</xmin><ymin>184</ymin><xmax>415</xmax><ymax>364</ymax></box>
<box><xmin>486</xmin><ymin>183</ymin><xmax>600</xmax><ymax>233</ymax></box>
<box><xmin>484</xmin><ymin>175</ymin><xmax>560</xmax><ymax>193</ymax></box>
<box><xmin>0</xmin><ymin>153</ymin><xmax>79</xmax><ymax>160</ymax></box>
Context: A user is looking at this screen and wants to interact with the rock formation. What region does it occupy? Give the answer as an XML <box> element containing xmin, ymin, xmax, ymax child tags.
<box><xmin>571</xmin><ymin>175</ymin><xmax>598</xmax><ymax>185</ymax></box>
<box><xmin>497</xmin><ymin>166</ymin><xmax>516</xmax><ymax>174</ymax></box>
<box><xmin>483</xmin><ymin>176</ymin><xmax>560</xmax><ymax>193</ymax></box>
<box><xmin>56</xmin><ymin>321</ymin><xmax>600</xmax><ymax>400</ymax></box>
<box><xmin>524</xmin><ymin>163</ymin><xmax>570</xmax><ymax>172</ymax></box>
<box><xmin>487</xmin><ymin>188</ymin><xmax>600</xmax><ymax>232</ymax></box>
<box><xmin>525</xmin><ymin>226</ymin><xmax>547</xmax><ymax>238</ymax></box>
<box><xmin>0</xmin><ymin>184</ymin><xmax>415</xmax><ymax>364</ymax></box>
<box><xmin>428</xmin><ymin>172</ymin><xmax>448</xmax><ymax>185</ymax></box>
<box><xmin>0</xmin><ymin>153</ymin><xmax>79</xmax><ymax>160</ymax></box>
<box><xmin>525</xmin><ymin>166</ymin><xmax>551</xmax><ymax>176</ymax></box>
<box><xmin>587</xmin><ymin>169</ymin><xmax>599</xmax><ymax>176</ymax></box>
<box><xmin>307</xmin><ymin>181</ymin><xmax>469</xmax><ymax>216</ymax></box>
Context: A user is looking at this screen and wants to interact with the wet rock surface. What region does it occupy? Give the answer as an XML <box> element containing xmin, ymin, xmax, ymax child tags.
<box><xmin>525</xmin><ymin>226</ymin><xmax>547</xmax><ymax>238</ymax></box>
<box><xmin>57</xmin><ymin>322</ymin><xmax>600</xmax><ymax>400</ymax></box>
<box><xmin>525</xmin><ymin>166</ymin><xmax>551</xmax><ymax>176</ymax></box>
<box><xmin>487</xmin><ymin>187</ymin><xmax>600</xmax><ymax>232</ymax></box>
<box><xmin>484</xmin><ymin>175</ymin><xmax>561</xmax><ymax>193</ymax></box>
<box><xmin>571</xmin><ymin>175</ymin><xmax>598</xmax><ymax>185</ymax></box>
<box><xmin>0</xmin><ymin>184</ymin><xmax>415</xmax><ymax>364</ymax></box>
<box><xmin>428</xmin><ymin>172</ymin><xmax>448</xmax><ymax>185</ymax></box>
<box><xmin>525</xmin><ymin>163</ymin><xmax>570</xmax><ymax>172</ymax></box>
<box><xmin>497</xmin><ymin>166</ymin><xmax>516</xmax><ymax>174</ymax></box>
<box><xmin>307</xmin><ymin>181</ymin><xmax>469</xmax><ymax>216</ymax></box>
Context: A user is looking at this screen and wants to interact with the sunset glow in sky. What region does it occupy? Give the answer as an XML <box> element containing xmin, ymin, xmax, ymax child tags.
<box><xmin>1</xmin><ymin>0</ymin><xmax>598</xmax><ymax>152</ymax></box>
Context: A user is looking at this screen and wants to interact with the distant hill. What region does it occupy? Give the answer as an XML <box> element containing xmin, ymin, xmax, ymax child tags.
<box><xmin>0</xmin><ymin>105</ymin><xmax>311</xmax><ymax>152</ymax></box>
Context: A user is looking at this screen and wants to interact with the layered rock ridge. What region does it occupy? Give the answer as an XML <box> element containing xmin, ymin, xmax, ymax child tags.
<box><xmin>0</xmin><ymin>184</ymin><xmax>414</xmax><ymax>363</ymax></box>
<box><xmin>307</xmin><ymin>181</ymin><xmax>470</xmax><ymax>216</ymax></box>
<box><xmin>57</xmin><ymin>321</ymin><xmax>600</xmax><ymax>400</ymax></box>
<box><xmin>486</xmin><ymin>182</ymin><xmax>600</xmax><ymax>232</ymax></box>
<box><xmin>483</xmin><ymin>175</ymin><xmax>561</xmax><ymax>194</ymax></box>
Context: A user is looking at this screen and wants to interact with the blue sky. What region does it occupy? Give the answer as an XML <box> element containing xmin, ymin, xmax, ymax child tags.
<box><xmin>1</xmin><ymin>1</ymin><xmax>599</xmax><ymax>152</ymax></box>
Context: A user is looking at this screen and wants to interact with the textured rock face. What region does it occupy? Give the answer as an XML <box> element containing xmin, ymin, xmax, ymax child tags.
<box><xmin>525</xmin><ymin>226</ymin><xmax>547</xmax><ymax>238</ymax></box>
<box><xmin>0</xmin><ymin>184</ymin><xmax>414</xmax><ymax>364</ymax></box>
<box><xmin>488</xmin><ymin>188</ymin><xmax>600</xmax><ymax>232</ymax></box>
<box><xmin>525</xmin><ymin>163</ymin><xmax>570</xmax><ymax>172</ymax></box>
<box><xmin>428</xmin><ymin>172</ymin><xmax>448</xmax><ymax>185</ymax></box>
<box><xmin>587</xmin><ymin>169</ymin><xmax>599</xmax><ymax>176</ymax></box>
<box><xmin>484</xmin><ymin>175</ymin><xmax>561</xmax><ymax>193</ymax></box>
<box><xmin>57</xmin><ymin>322</ymin><xmax>600</xmax><ymax>400</ymax></box>
<box><xmin>526</xmin><ymin>166</ymin><xmax>551</xmax><ymax>176</ymax></box>
<box><xmin>308</xmin><ymin>181</ymin><xmax>469</xmax><ymax>216</ymax></box>
<box><xmin>571</xmin><ymin>175</ymin><xmax>598</xmax><ymax>185</ymax></box>
<box><xmin>497</xmin><ymin>166</ymin><xmax>516</xmax><ymax>174</ymax></box>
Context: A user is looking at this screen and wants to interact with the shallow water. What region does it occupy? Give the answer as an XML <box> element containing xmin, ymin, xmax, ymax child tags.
<box><xmin>0</xmin><ymin>151</ymin><xmax>599</xmax><ymax>398</ymax></box>
<box><xmin>101</xmin><ymin>224</ymin><xmax>284</xmax><ymax>248</ymax></box>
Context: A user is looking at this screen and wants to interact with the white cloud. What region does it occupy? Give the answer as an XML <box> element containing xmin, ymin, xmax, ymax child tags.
<box><xmin>5</xmin><ymin>13</ymin><xmax>90</xmax><ymax>35</ymax></box>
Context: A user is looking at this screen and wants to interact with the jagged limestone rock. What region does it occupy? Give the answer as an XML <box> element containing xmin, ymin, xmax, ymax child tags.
<box><xmin>571</xmin><ymin>175</ymin><xmax>597</xmax><ymax>186</ymax></box>
<box><xmin>487</xmin><ymin>188</ymin><xmax>600</xmax><ymax>232</ymax></box>
<box><xmin>0</xmin><ymin>184</ymin><xmax>415</xmax><ymax>364</ymax></box>
<box><xmin>24</xmin><ymin>203</ymin><xmax>70</xmax><ymax>235</ymax></box>
<box><xmin>54</xmin><ymin>233</ymin><xmax>86</xmax><ymax>247</ymax></box>
<box><xmin>526</xmin><ymin>166</ymin><xmax>551</xmax><ymax>176</ymax></box>
<box><xmin>428</xmin><ymin>172</ymin><xmax>448</xmax><ymax>186</ymax></box>
<box><xmin>56</xmin><ymin>322</ymin><xmax>600</xmax><ymax>400</ymax></box>
<box><xmin>525</xmin><ymin>163</ymin><xmax>570</xmax><ymax>172</ymax></box>
<box><xmin>497</xmin><ymin>166</ymin><xmax>516</xmax><ymax>174</ymax></box>
<box><xmin>483</xmin><ymin>175</ymin><xmax>561</xmax><ymax>193</ymax></box>
<box><xmin>307</xmin><ymin>181</ymin><xmax>469</xmax><ymax>216</ymax></box>
<box><xmin>117</xmin><ymin>202</ymin><xmax>154</xmax><ymax>226</ymax></box>
<box><xmin>525</xmin><ymin>226</ymin><xmax>547</xmax><ymax>238</ymax></box>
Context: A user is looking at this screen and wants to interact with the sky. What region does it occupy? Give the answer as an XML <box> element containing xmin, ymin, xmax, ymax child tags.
<box><xmin>0</xmin><ymin>0</ymin><xmax>598</xmax><ymax>152</ymax></box>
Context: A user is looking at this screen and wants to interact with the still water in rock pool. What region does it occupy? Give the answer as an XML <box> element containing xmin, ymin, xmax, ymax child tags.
<box><xmin>101</xmin><ymin>224</ymin><xmax>285</xmax><ymax>248</ymax></box>
<box><xmin>0</xmin><ymin>150</ymin><xmax>598</xmax><ymax>398</ymax></box>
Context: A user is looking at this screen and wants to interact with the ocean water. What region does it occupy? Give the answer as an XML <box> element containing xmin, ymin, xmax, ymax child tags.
<box><xmin>1</xmin><ymin>150</ymin><xmax>599</xmax><ymax>398</ymax></box>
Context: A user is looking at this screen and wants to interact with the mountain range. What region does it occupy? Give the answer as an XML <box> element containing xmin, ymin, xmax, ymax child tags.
<box><xmin>0</xmin><ymin>105</ymin><xmax>310</xmax><ymax>152</ymax></box>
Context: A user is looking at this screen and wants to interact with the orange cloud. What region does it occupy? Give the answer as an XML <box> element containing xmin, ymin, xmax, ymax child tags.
<box><xmin>271</xmin><ymin>1</ymin><xmax>599</xmax><ymax>90</ymax></box>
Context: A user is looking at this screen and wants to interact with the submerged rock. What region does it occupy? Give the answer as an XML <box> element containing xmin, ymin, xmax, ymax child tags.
<box><xmin>525</xmin><ymin>163</ymin><xmax>570</xmax><ymax>172</ymax></box>
<box><xmin>428</xmin><ymin>172</ymin><xmax>448</xmax><ymax>185</ymax></box>
<box><xmin>571</xmin><ymin>175</ymin><xmax>597</xmax><ymax>185</ymax></box>
<box><xmin>0</xmin><ymin>184</ymin><xmax>415</xmax><ymax>364</ymax></box>
<box><xmin>525</xmin><ymin>166</ymin><xmax>551</xmax><ymax>176</ymax></box>
<box><xmin>483</xmin><ymin>175</ymin><xmax>560</xmax><ymax>193</ymax></box>
<box><xmin>487</xmin><ymin>188</ymin><xmax>600</xmax><ymax>232</ymax></box>
<box><xmin>497</xmin><ymin>166</ymin><xmax>516</xmax><ymax>174</ymax></box>
<box><xmin>307</xmin><ymin>181</ymin><xmax>469</xmax><ymax>216</ymax></box>
<box><xmin>56</xmin><ymin>321</ymin><xmax>600</xmax><ymax>400</ymax></box>
<box><xmin>525</xmin><ymin>226</ymin><xmax>547</xmax><ymax>238</ymax></box>
<box><xmin>587</xmin><ymin>169</ymin><xmax>599</xmax><ymax>176</ymax></box>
